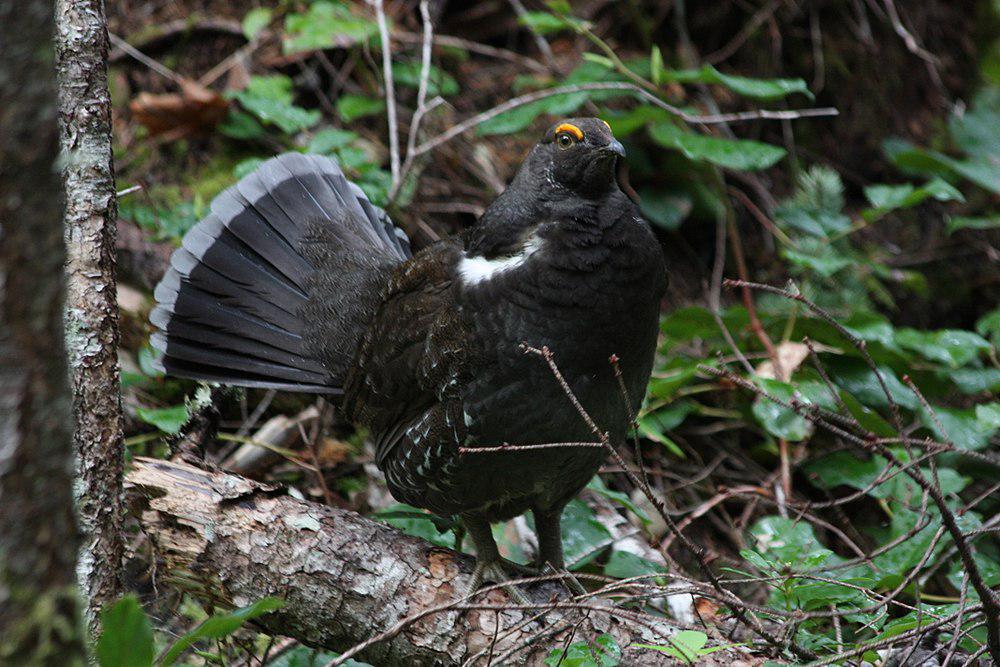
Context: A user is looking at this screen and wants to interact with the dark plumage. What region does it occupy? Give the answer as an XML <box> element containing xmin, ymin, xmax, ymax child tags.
<box><xmin>152</xmin><ymin>117</ymin><xmax>667</xmax><ymax>593</ymax></box>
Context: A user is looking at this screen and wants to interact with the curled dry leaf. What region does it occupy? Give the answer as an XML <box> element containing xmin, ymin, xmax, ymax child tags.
<box><xmin>130</xmin><ymin>78</ymin><xmax>228</xmax><ymax>140</ymax></box>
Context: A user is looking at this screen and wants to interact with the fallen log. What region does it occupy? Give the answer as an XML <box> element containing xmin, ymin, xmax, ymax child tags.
<box><xmin>126</xmin><ymin>457</ymin><xmax>756</xmax><ymax>666</ymax></box>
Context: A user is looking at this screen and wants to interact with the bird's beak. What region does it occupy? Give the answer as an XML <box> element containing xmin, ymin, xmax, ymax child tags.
<box><xmin>604</xmin><ymin>139</ymin><xmax>626</xmax><ymax>157</ymax></box>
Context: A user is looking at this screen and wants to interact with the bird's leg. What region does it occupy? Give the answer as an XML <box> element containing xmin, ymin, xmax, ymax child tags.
<box><xmin>462</xmin><ymin>514</ymin><xmax>534</xmax><ymax>604</ymax></box>
<box><xmin>533</xmin><ymin>506</ymin><xmax>587</xmax><ymax>595</ymax></box>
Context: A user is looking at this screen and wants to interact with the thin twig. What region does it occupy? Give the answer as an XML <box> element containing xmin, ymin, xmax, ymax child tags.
<box><xmin>370</xmin><ymin>0</ymin><xmax>400</xmax><ymax>185</ymax></box>
<box><xmin>413</xmin><ymin>82</ymin><xmax>838</xmax><ymax>158</ymax></box>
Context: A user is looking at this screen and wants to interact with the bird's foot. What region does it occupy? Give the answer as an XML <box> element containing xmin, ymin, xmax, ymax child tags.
<box><xmin>465</xmin><ymin>558</ymin><xmax>537</xmax><ymax>605</ymax></box>
<box><xmin>537</xmin><ymin>562</ymin><xmax>587</xmax><ymax>596</ymax></box>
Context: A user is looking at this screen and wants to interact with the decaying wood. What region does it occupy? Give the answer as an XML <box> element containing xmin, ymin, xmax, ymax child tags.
<box><xmin>127</xmin><ymin>458</ymin><xmax>757</xmax><ymax>666</ymax></box>
<box><xmin>0</xmin><ymin>0</ymin><xmax>85</xmax><ymax>661</ymax></box>
<box><xmin>55</xmin><ymin>0</ymin><xmax>127</xmax><ymax>633</ymax></box>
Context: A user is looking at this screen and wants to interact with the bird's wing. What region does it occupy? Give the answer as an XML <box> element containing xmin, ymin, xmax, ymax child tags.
<box><xmin>343</xmin><ymin>239</ymin><xmax>473</xmax><ymax>467</ymax></box>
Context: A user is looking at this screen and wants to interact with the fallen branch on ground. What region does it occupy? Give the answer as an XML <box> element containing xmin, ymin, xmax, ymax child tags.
<box><xmin>126</xmin><ymin>457</ymin><xmax>755</xmax><ymax>666</ymax></box>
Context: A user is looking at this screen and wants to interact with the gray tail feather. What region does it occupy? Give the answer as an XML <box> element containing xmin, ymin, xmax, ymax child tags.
<box><xmin>150</xmin><ymin>152</ymin><xmax>411</xmax><ymax>393</ymax></box>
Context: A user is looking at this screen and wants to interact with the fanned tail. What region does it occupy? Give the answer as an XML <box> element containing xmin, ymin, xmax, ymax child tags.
<box><xmin>150</xmin><ymin>152</ymin><xmax>410</xmax><ymax>393</ymax></box>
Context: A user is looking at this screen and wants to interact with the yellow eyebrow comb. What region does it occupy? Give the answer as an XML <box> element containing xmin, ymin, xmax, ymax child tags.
<box><xmin>554</xmin><ymin>123</ymin><xmax>584</xmax><ymax>141</ymax></box>
<box><xmin>600</xmin><ymin>119</ymin><xmax>611</xmax><ymax>130</ymax></box>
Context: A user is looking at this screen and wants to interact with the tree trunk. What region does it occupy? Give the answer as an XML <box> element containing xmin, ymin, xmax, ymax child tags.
<box><xmin>54</xmin><ymin>0</ymin><xmax>126</xmax><ymax>635</ymax></box>
<box><xmin>127</xmin><ymin>458</ymin><xmax>755</xmax><ymax>666</ymax></box>
<box><xmin>0</xmin><ymin>1</ymin><xmax>86</xmax><ymax>663</ymax></box>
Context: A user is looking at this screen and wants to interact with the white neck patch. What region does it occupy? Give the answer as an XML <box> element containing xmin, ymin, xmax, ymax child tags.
<box><xmin>458</xmin><ymin>234</ymin><xmax>543</xmax><ymax>286</ymax></box>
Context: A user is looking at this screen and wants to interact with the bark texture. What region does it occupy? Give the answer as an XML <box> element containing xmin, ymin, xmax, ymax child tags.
<box><xmin>127</xmin><ymin>458</ymin><xmax>756</xmax><ymax>666</ymax></box>
<box><xmin>0</xmin><ymin>0</ymin><xmax>86</xmax><ymax>663</ymax></box>
<box><xmin>55</xmin><ymin>0</ymin><xmax>126</xmax><ymax>633</ymax></box>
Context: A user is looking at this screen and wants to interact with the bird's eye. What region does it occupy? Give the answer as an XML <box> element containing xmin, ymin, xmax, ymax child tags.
<box><xmin>556</xmin><ymin>133</ymin><xmax>575</xmax><ymax>149</ymax></box>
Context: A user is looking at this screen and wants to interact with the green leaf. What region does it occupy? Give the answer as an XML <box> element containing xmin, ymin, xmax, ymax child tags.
<box><xmin>159</xmin><ymin>598</ymin><xmax>284</xmax><ymax>665</ymax></box>
<box><xmin>781</xmin><ymin>245</ymin><xmax>853</xmax><ymax>277</ymax></box>
<box><xmin>559</xmin><ymin>499</ymin><xmax>613</xmax><ymax>569</ymax></box>
<box><xmin>518</xmin><ymin>11</ymin><xmax>578</xmax><ymax>35</ymax></box>
<box><xmin>976</xmin><ymin>402</ymin><xmax>1000</xmax><ymax>429</ymax></box>
<box><xmin>635</xmin><ymin>631</ymin><xmax>715</xmax><ymax>664</ymax></box>
<box><xmin>895</xmin><ymin>328</ymin><xmax>991</xmax><ymax>367</ymax></box>
<box><xmin>862</xmin><ymin>179</ymin><xmax>964</xmax><ymax>220</ymax></box>
<box><xmin>604</xmin><ymin>550</ymin><xmax>663</xmax><ymax>580</ymax></box>
<box><xmin>663</xmin><ymin>65</ymin><xmax>813</xmax><ymax>100</ymax></box>
<box><xmin>336</xmin><ymin>94</ymin><xmax>385</xmax><ymax>122</ymax></box>
<box><xmin>218</xmin><ymin>109</ymin><xmax>267</xmax><ymax>140</ymax></box>
<box><xmin>307</xmin><ymin>128</ymin><xmax>359</xmax><ymax>154</ymax></box>
<box><xmin>477</xmin><ymin>91</ymin><xmax>591</xmax><ymax>135</ymax></box>
<box><xmin>752</xmin><ymin>379</ymin><xmax>812</xmax><ymax>442</ymax></box>
<box><xmin>839</xmin><ymin>390</ymin><xmax>896</xmax><ymax>437</ymax></box>
<box><xmin>587</xmin><ymin>476</ymin><xmax>649</xmax><ymax>523</ymax></box>
<box><xmin>946</xmin><ymin>214</ymin><xmax>1000</xmax><ymax>234</ymax></box>
<box><xmin>649</xmin><ymin>122</ymin><xmax>786</xmax><ymax>171</ymax></box>
<box><xmin>750</xmin><ymin>517</ymin><xmax>834</xmax><ymax>571</ymax></box>
<box><xmin>283</xmin><ymin>1</ymin><xmax>378</xmax><ymax>54</ymax></box>
<box><xmin>392</xmin><ymin>61</ymin><xmax>459</xmax><ymax>97</ymax></box>
<box><xmin>638</xmin><ymin>189</ymin><xmax>691</xmax><ymax>230</ymax></box>
<box><xmin>233</xmin><ymin>76</ymin><xmax>320</xmax><ymax>134</ymax></box>
<box><xmin>545</xmin><ymin>633</ymin><xmax>621</xmax><ymax>666</ymax></box>
<box><xmin>232</xmin><ymin>157</ymin><xmax>265</xmax><ymax>179</ymax></box>
<box><xmin>135</xmin><ymin>404</ymin><xmax>189</xmax><ymax>435</ymax></box>
<box><xmin>241</xmin><ymin>7</ymin><xmax>271</xmax><ymax>40</ymax></box>
<box><xmin>976</xmin><ymin>307</ymin><xmax>1000</xmax><ymax>343</ymax></box>
<box><xmin>374</xmin><ymin>503</ymin><xmax>456</xmax><ymax>547</ymax></box>
<box><xmin>921</xmin><ymin>405</ymin><xmax>997</xmax><ymax>450</ymax></box>
<box><xmin>649</xmin><ymin>45</ymin><xmax>664</xmax><ymax>86</ymax></box>
<box><xmin>97</xmin><ymin>596</ymin><xmax>154</xmax><ymax>667</ymax></box>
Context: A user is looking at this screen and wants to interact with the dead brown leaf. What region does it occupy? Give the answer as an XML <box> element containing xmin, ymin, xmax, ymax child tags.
<box><xmin>130</xmin><ymin>78</ymin><xmax>228</xmax><ymax>140</ymax></box>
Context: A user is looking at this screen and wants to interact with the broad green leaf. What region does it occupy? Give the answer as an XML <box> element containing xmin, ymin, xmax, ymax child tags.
<box><xmin>159</xmin><ymin>598</ymin><xmax>284</xmax><ymax>665</ymax></box>
<box><xmin>477</xmin><ymin>91</ymin><xmax>596</xmax><ymax>135</ymax></box>
<box><xmin>827</xmin><ymin>358</ymin><xmax>920</xmax><ymax>411</ymax></box>
<box><xmin>663</xmin><ymin>65</ymin><xmax>813</xmax><ymax>101</ymax></box>
<box><xmin>946</xmin><ymin>214</ymin><xmax>1000</xmax><ymax>234</ymax></box>
<box><xmin>649</xmin><ymin>122</ymin><xmax>786</xmax><ymax>171</ymax></box>
<box><xmin>559</xmin><ymin>499</ymin><xmax>613</xmax><ymax>569</ymax></box>
<box><xmin>233</xmin><ymin>76</ymin><xmax>320</xmax><ymax>134</ymax></box>
<box><xmin>335</xmin><ymin>94</ymin><xmax>385</xmax><ymax>122</ymax></box>
<box><xmin>375</xmin><ymin>503</ymin><xmax>456</xmax><ymax>547</ymax></box>
<box><xmin>97</xmin><ymin>596</ymin><xmax>154</xmax><ymax>667</ymax></box>
<box><xmin>604</xmin><ymin>550</ymin><xmax>663</xmax><ymax>580</ymax></box>
<box><xmin>599</xmin><ymin>106</ymin><xmax>671</xmax><ymax>137</ymax></box>
<box><xmin>392</xmin><ymin>62</ymin><xmax>459</xmax><ymax>97</ymax></box>
<box><xmin>135</xmin><ymin>404</ymin><xmax>189</xmax><ymax>435</ymax></box>
<box><xmin>307</xmin><ymin>128</ymin><xmax>358</xmax><ymax>154</ymax></box>
<box><xmin>218</xmin><ymin>109</ymin><xmax>267</xmax><ymax>141</ymax></box>
<box><xmin>839</xmin><ymin>390</ymin><xmax>896</xmax><ymax>437</ymax></box>
<box><xmin>950</xmin><ymin>367</ymin><xmax>1000</xmax><ymax>394</ymax></box>
<box><xmin>976</xmin><ymin>402</ymin><xmax>1000</xmax><ymax>429</ymax></box>
<box><xmin>751</xmin><ymin>378</ymin><xmax>835</xmax><ymax>442</ymax></box>
<box><xmin>781</xmin><ymin>245</ymin><xmax>853</xmax><ymax>277</ymax></box>
<box><xmin>232</xmin><ymin>157</ymin><xmax>265</xmax><ymax>179</ymax></box>
<box><xmin>660</xmin><ymin>306</ymin><xmax>749</xmax><ymax>342</ymax></box>
<box><xmin>545</xmin><ymin>633</ymin><xmax>621</xmax><ymax>667</ymax></box>
<box><xmin>976</xmin><ymin>307</ymin><xmax>1000</xmax><ymax>342</ymax></box>
<box><xmin>518</xmin><ymin>11</ymin><xmax>584</xmax><ymax>35</ymax></box>
<box><xmin>638</xmin><ymin>189</ymin><xmax>691</xmax><ymax>230</ymax></box>
<box><xmin>587</xmin><ymin>476</ymin><xmax>649</xmax><ymax>523</ymax></box>
<box><xmin>862</xmin><ymin>179</ymin><xmax>964</xmax><ymax>220</ymax></box>
<box><xmin>895</xmin><ymin>328</ymin><xmax>991</xmax><ymax>367</ymax></box>
<box><xmin>283</xmin><ymin>1</ymin><xmax>378</xmax><ymax>54</ymax></box>
<box><xmin>921</xmin><ymin>405</ymin><xmax>997</xmax><ymax>450</ymax></box>
<box><xmin>750</xmin><ymin>516</ymin><xmax>833</xmax><ymax>569</ymax></box>
<box><xmin>241</xmin><ymin>8</ymin><xmax>271</xmax><ymax>40</ymax></box>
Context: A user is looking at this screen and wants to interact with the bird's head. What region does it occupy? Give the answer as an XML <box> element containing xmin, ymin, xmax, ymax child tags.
<box><xmin>526</xmin><ymin>117</ymin><xmax>626</xmax><ymax>200</ymax></box>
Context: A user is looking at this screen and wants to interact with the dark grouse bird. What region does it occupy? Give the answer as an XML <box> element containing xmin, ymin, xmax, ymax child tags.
<box><xmin>151</xmin><ymin>117</ymin><xmax>667</xmax><ymax>595</ymax></box>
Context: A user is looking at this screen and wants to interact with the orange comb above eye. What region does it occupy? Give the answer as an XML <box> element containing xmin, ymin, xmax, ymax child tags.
<box><xmin>600</xmin><ymin>119</ymin><xmax>611</xmax><ymax>131</ymax></box>
<box><xmin>554</xmin><ymin>123</ymin><xmax>584</xmax><ymax>141</ymax></box>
